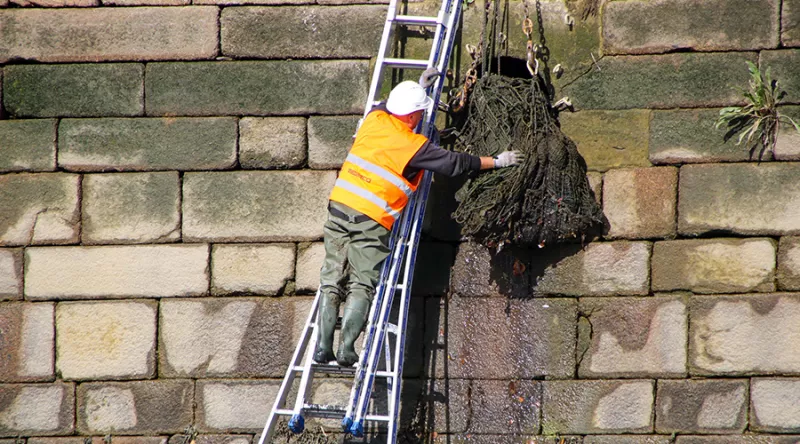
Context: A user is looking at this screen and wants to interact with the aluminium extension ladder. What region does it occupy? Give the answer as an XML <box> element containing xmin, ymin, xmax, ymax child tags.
<box><xmin>257</xmin><ymin>0</ymin><xmax>463</xmax><ymax>441</ymax></box>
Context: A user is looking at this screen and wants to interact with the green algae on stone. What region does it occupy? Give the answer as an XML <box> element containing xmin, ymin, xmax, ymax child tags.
<box><xmin>559</xmin><ymin>110</ymin><xmax>651</xmax><ymax>172</ymax></box>
<box><xmin>0</xmin><ymin>119</ymin><xmax>57</xmax><ymax>172</ymax></box>
<box><xmin>761</xmin><ymin>49</ymin><xmax>800</xmax><ymax>104</ymax></box>
<box><xmin>650</xmin><ymin>109</ymin><xmax>748</xmax><ymax>164</ymax></box>
<box><xmin>0</xmin><ymin>173</ymin><xmax>80</xmax><ymax>246</ymax></box>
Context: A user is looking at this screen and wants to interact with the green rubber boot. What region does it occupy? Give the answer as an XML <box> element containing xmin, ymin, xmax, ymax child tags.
<box><xmin>336</xmin><ymin>295</ymin><xmax>371</xmax><ymax>367</ymax></box>
<box><xmin>313</xmin><ymin>293</ymin><xmax>339</xmax><ymax>364</ymax></box>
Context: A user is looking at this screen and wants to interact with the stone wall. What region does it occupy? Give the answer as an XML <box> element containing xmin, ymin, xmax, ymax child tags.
<box><xmin>2</xmin><ymin>0</ymin><xmax>800</xmax><ymax>443</ymax></box>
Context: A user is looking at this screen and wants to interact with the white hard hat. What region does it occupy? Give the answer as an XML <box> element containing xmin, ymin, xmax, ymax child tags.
<box><xmin>386</xmin><ymin>81</ymin><xmax>433</xmax><ymax>116</ymax></box>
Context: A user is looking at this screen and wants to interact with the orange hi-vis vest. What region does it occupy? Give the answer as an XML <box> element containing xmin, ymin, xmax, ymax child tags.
<box><xmin>329</xmin><ymin>109</ymin><xmax>428</xmax><ymax>229</ymax></box>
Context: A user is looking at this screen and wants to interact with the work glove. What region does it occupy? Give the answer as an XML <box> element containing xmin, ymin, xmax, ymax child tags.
<box><xmin>419</xmin><ymin>68</ymin><xmax>442</xmax><ymax>88</ymax></box>
<box><xmin>494</xmin><ymin>150</ymin><xmax>521</xmax><ymax>168</ymax></box>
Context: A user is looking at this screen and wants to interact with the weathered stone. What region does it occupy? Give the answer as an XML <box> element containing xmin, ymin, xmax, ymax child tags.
<box><xmin>183</xmin><ymin>171</ymin><xmax>335</xmax><ymax>242</ymax></box>
<box><xmin>196</xmin><ymin>0</ymin><xmax>313</xmax><ymax>4</ymax></box>
<box><xmin>3</xmin><ymin>64</ymin><xmax>143</xmax><ymax>118</ymax></box>
<box><xmin>107</xmin><ymin>438</ymin><xmax>168</xmax><ymax>444</ymax></box>
<box><xmin>0</xmin><ymin>302</ymin><xmax>54</xmax><ymax>381</ymax></box>
<box><xmin>239</xmin><ymin>117</ymin><xmax>307</xmax><ymax>169</ymax></box>
<box><xmin>656</xmin><ymin>379</ymin><xmax>748</xmax><ymax>434</ymax></box>
<box><xmin>211</xmin><ymin>244</ymin><xmax>294</xmax><ymax>295</ymax></box>
<box><xmin>562</xmin><ymin>52</ymin><xmax>756</xmax><ymax>110</ymax></box>
<box><xmin>467</xmin><ymin>379</ymin><xmax>541</xmax><ymax>435</ymax></box>
<box><xmin>578</xmin><ymin>296</ymin><xmax>687</xmax><ymax>378</ymax></box>
<box><xmin>585</xmin><ymin>437</ymin><xmax>672</xmax><ymax>444</ymax></box>
<box><xmin>602</xmin><ymin>167</ymin><xmax>677</xmax><ymax>239</ymax></box>
<box><xmin>9</xmin><ymin>0</ymin><xmax>97</xmax><ymax>5</ymax></box>
<box><xmin>295</xmin><ymin>242</ymin><xmax>323</xmax><ymax>293</ymax></box>
<box><xmin>0</xmin><ymin>119</ymin><xmax>56</xmax><ymax>172</ymax></box>
<box><xmin>30</xmin><ymin>439</ymin><xmax>167</xmax><ymax>444</ymax></box>
<box><xmin>446</xmin><ymin>296</ymin><xmax>576</xmax><ymax>379</ymax></box>
<box><xmin>82</xmin><ymin>172</ymin><xmax>181</xmax><ymax>244</ymax></box>
<box><xmin>751</xmin><ymin>378</ymin><xmax>800</xmax><ymax>432</ymax></box>
<box><xmin>196</xmin><ymin>380</ymin><xmax>279</xmax><ymax>432</ymax></box>
<box><xmin>411</xmin><ymin>242</ymin><xmax>454</xmax><ymax>296</ymax></box>
<box><xmin>169</xmin><ymin>436</ymin><xmax>249</xmax><ymax>444</ymax></box>
<box><xmin>603</xmin><ymin>0</ymin><xmax>778</xmax><ymax>55</ymax></box>
<box><xmin>587</xmin><ymin>172</ymin><xmax>602</xmax><ymax>203</ymax></box>
<box><xmin>0</xmin><ymin>249</ymin><xmax>22</xmax><ymax>300</ymax></box>
<box><xmin>542</xmin><ymin>380</ymin><xmax>654</xmax><ymax>434</ymax></box>
<box><xmin>308</xmin><ymin>115</ymin><xmax>359</xmax><ymax>169</ymax></box>
<box><xmin>774</xmin><ymin>106</ymin><xmax>800</xmax><ymax>160</ymax></box>
<box><xmin>105</xmin><ymin>0</ymin><xmax>188</xmax><ymax>4</ymax></box>
<box><xmin>0</xmin><ymin>7</ymin><xmax>216</xmax><ymax>63</ymax></box>
<box><xmin>650</xmin><ymin>109</ymin><xmax>749</xmax><ymax>164</ymax></box>
<box><xmin>0</xmin><ymin>173</ymin><xmax>80</xmax><ymax>246</ymax></box>
<box><xmin>559</xmin><ymin>110</ymin><xmax>651</xmax><ymax>172</ymax></box>
<box><xmin>652</xmin><ymin>238</ymin><xmax>776</xmax><ymax>294</ymax></box>
<box><xmin>145</xmin><ymin>61</ymin><xmax>368</xmax><ymax>116</ymax></box>
<box><xmin>77</xmin><ymin>380</ymin><xmax>193</xmax><ymax>434</ymax></box>
<box><xmin>160</xmin><ymin>298</ymin><xmax>313</xmax><ymax>378</ymax></box>
<box><xmin>675</xmin><ymin>436</ymin><xmax>800</xmax><ymax>444</ymax></box>
<box><xmin>761</xmin><ymin>50</ymin><xmax>800</xmax><ymax>104</ymax></box>
<box><xmin>690</xmin><ymin>293</ymin><xmax>800</xmax><ymax>375</ymax></box>
<box><xmin>59</xmin><ymin>118</ymin><xmax>237</xmax><ymax>172</ymax></box>
<box><xmin>450</xmin><ymin>242</ymin><xmax>529</xmax><ymax>298</ymax></box>
<box><xmin>221</xmin><ymin>6</ymin><xmax>384</xmax><ymax>58</ymax></box>
<box><xmin>534</xmin><ymin>241</ymin><xmax>651</xmax><ymax>296</ymax></box>
<box><xmin>0</xmin><ymin>382</ymin><xmax>74</xmax><ymax>436</ymax></box>
<box><xmin>56</xmin><ymin>300</ymin><xmax>156</xmax><ymax>380</ymax></box>
<box><xmin>779</xmin><ymin>237</ymin><xmax>800</xmax><ymax>290</ymax></box>
<box><xmin>25</xmin><ymin>245</ymin><xmax>209</xmax><ymax>299</ymax></box>
<box><xmin>785</xmin><ymin>0</ymin><xmax>800</xmax><ymax>46</ymax></box>
<box><xmin>679</xmin><ymin>163</ymin><xmax>800</xmax><ymax>236</ymax></box>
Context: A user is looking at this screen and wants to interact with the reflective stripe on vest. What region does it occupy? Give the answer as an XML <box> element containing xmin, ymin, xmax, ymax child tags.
<box><xmin>344</xmin><ymin>153</ymin><xmax>413</xmax><ymax>199</ymax></box>
<box><xmin>333</xmin><ymin>178</ymin><xmax>402</xmax><ymax>220</ymax></box>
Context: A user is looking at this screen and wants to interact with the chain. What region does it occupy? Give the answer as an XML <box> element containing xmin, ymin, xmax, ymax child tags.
<box><xmin>451</xmin><ymin>0</ymin><xmax>490</xmax><ymax>112</ymax></box>
<box><xmin>522</xmin><ymin>0</ymin><xmax>538</xmax><ymax>77</ymax></box>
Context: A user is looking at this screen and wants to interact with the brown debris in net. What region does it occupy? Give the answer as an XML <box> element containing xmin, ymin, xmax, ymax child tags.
<box><xmin>450</xmin><ymin>73</ymin><xmax>606</xmax><ymax>248</ymax></box>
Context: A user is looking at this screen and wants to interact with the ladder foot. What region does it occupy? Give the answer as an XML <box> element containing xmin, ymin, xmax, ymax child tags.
<box><xmin>288</xmin><ymin>414</ymin><xmax>305</xmax><ymax>434</ymax></box>
<box><xmin>349</xmin><ymin>420</ymin><xmax>364</xmax><ymax>437</ymax></box>
<box><xmin>341</xmin><ymin>416</ymin><xmax>353</xmax><ymax>432</ymax></box>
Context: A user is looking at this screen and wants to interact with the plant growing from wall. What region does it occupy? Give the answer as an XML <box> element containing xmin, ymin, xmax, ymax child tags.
<box><xmin>715</xmin><ymin>61</ymin><xmax>800</xmax><ymax>159</ymax></box>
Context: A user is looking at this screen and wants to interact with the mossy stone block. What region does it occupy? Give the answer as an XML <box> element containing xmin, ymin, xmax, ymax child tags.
<box><xmin>761</xmin><ymin>49</ymin><xmax>800</xmax><ymax>104</ymax></box>
<box><xmin>559</xmin><ymin>110</ymin><xmax>651</xmax><ymax>172</ymax></box>
<box><xmin>0</xmin><ymin>173</ymin><xmax>80</xmax><ymax>246</ymax></box>
<box><xmin>0</xmin><ymin>119</ymin><xmax>56</xmax><ymax>172</ymax></box>
<box><xmin>145</xmin><ymin>61</ymin><xmax>368</xmax><ymax>116</ymax></box>
<box><xmin>239</xmin><ymin>117</ymin><xmax>307</xmax><ymax>169</ymax></box>
<box><xmin>603</xmin><ymin>0</ymin><xmax>779</xmax><ymax>55</ymax></box>
<box><xmin>562</xmin><ymin>52</ymin><xmax>756</xmax><ymax>110</ymax></box>
<box><xmin>59</xmin><ymin>117</ymin><xmax>237</xmax><ymax>172</ymax></box>
<box><xmin>783</xmin><ymin>0</ymin><xmax>800</xmax><ymax>47</ymax></box>
<box><xmin>308</xmin><ymin>115</ymin><xmax>359</xmax><ymax>169</ymax></box>
<box><xmin>221</xmin><ymin>6</ymin><xmax>385</xmax><ymax>59</ymax></box>
<box><xmin>3</xmin><ymin>64</ymin><xmax>143</xmax><ymax>118</ymax></box>
<box><xmin>775</xmin><ymin>105</ymin><xmax>800</xmax><ymax>160</ymax></box>
<box><xmin>650</xmin><ymin>109</ymin><xmax>749</xmax><ymax>164</ymax></box>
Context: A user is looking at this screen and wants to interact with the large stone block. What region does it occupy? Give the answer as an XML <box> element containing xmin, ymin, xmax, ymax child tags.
<box><xmin>578</xmin><ymin>296</ymin><xmax>687</xmax><ymax>378</ymax></box>
<box><xmin>169</xmin><ymin>436</ymin><xmax>249</xmax><ymax>444</ymax></box>
<box><xmin>239</xmin><ymin>117</ymin><xmax>307</xmax><ymax>169</ymax></box>
<box><xmin>649</xmin><ymin>109</ymin><xmax>749</xmax><ymax>164</ymax></box>
<box><xmin>25</xmin><ymin>245</ymin><xmax>209</xmax><ymax>299</ymax></box>
<box><xmin>761</xmin><ymin>50</ymin><xmax>800</xmax><ymax>104</ymax></box>
<box><xmin>8</xmin><ymin>0</ymin><xmax>97</xmax><ymax>6</ymax></box>
<box><xmin>0</xmin><ymin>173</ymin><xmax>80</xmax><ymax>246</ymax></box>
<box><xmin>0</xmin><ymin>302</ymin><xmax>54</xmax><ymax>382</ymax></box>
<box><xmin>3</xmin><ymin>64</ymin><xmax>143</xmax><ymax>118</ymax></box>
<box><xmin>652</xmin><ymin>238</ymin><xmax>776</xmax><ymax>294</ymax></box>
<box><xmin>785</xmin><ymin>0</ymin><xmax>800</xmax><ymax>46</ymax></box>
<box><xmin>160</xmin><ymin>297</ymin><xmax>311</xmax><ymax>378</ymax></box>
<box><xmin>656</xmin><ymin>379</ymin><xmax>748</xmax><ymax>434</ymax></box>
<box><xmin>775</xmin><ymin>106</ymin><xmax>800</xmax><ymax>160</ymax></box>
<box><xmin>445</xmin><ymin>296</ymin><xmax>576</xmax><ymax>379</ymax></box>
<box><xmin>82</xmin><ymin>172</ymin><xmax>181</xmax><ymax>244</ymax></box>
<box><xmin>59</xmin><ymin>118</ymin><xmax>237</xmax><ymax>172</ymax></box>
<box><xmin>0</xmin><ymin>382</ymin><xmax>74</xmax><ymax>436</ymax></box>
<box><xmin>751</xmin><ymin>378</ymin><xmax>800</xmax><ymax>432</ymax></box>
<box><xmin>77</xmin><ymin>380</ymin><xmax>193</xmax><ymax>434</ymax></box>
<box><xmin>308</xmin><ymin>115</ymin><xmax>359</xmax><ymax>169</ymax></box>
<box><xmin>295</xmin><ymin>242</ymin><xmax>323</xmax><ymax>293</ymax></box>
<box><xmin>211</xmin><ymin>244</ymin><xmax>294</xmax><ymax>295</ymax></box>
<box><xmin>585</xmin><ymin>438</ymin><xmax>672</xmax><ymax>444</ymax></box>
<box><xmin>675</xmin><ymin>436</ymin><xmax>800</xmax><ymax>444</ymax></box>
<box><xmin>196</xmin><ymin>380</ymin><xmax>279</xmax><ymax>432</ymax></box>
<box><xmin>534</xmin><ymin>241</ymin><xmax>651</xmax><ymax>296</ymax></box>
<box><xmin>145</xmin><ymin>61</ymin><xmax>368</xmax><ymax>116</ymax></box>
<box><xmin>103</xmin><ymin>0</ymin><xmax>190</xmax><ymax>4</ymax></box>
<box><xmin>0</xmin><ymin>249</ymin><xmax>22</xmax><ymax>300</ymax></box>
<box><xmin>450</xmin><ymin>242</ymin><xmax>529</xmax><ymax>298</ymax></box>
<box><xmin>0</xmin><ymin>7</ymin><xmax>216</xmax><ymax>63</ymax></box>
<box><xmin>183</xmin><ymin>171</ymin><xmax>335</xmax><ymax>242</ymax></box>
<box><xmin>778</xmin><ymin>237</ymin><xmax>800</xmax><ymax>290</ymax></box>
<box><xmin>221</xmin><ymin>6</ymin><xmax>384</xmax><ymax>58</ymax></box>
<box><xmin>562</xmin><ymin>52</ymin><xmax>756</xmax><ymax>110</ymax></box>
<box><xmin>690</xmin><ymin>293</ymin><xmax>800</xmax><ymax>375</ymax></box>
<box><xmin>559</xmin><ymin>110</ymin><xmax>651</xmax><ymax>172</ymax></box>
<box><xmin>542</xmin><ymin>380</ymin><xmax>654</xmax><ymax>434</ymax></box>
<box><xmin>679</xmin><ymin>163</ymin><xmax>800</xmax><ymax>236</ymax></box>
<box><xmin>602</xmin><ymin>167</ymin><xmax>677</xmax><ymax>239</ymax></box>
<box><xmin>603</xmin><ymin>0</ymin><xmax>778</xmax><ymax>54</ymax></box>
<box><xmin>56</xmin><ymin>300</ymin><xmax>157</xmax><ymax>380</ymax></box>
<box><xmin>0</xmin><ymin>119</ymin><xmax>56</xmax><ymax>172</ymax></box>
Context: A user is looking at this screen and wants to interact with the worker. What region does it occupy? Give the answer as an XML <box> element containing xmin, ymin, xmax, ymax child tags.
<box><xmin>315</xmin><ymin>69</ymin><xmax>521</xmax><ymax>367</ymax></box>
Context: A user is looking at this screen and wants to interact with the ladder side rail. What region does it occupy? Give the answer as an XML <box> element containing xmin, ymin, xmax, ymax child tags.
<box><xmin>257</xmin><ymin>290</ymin><xmax>322</xmax><ymax>444</ymax></box>
<box><xmin>365</xmin><ymin>0</ymin><xmax>402</xmax><ymax>117</ymax></box>
<box><xmin>287</xmin><ymin>312</ymin><xmax>325</xmax><ymax>433</ymax></box>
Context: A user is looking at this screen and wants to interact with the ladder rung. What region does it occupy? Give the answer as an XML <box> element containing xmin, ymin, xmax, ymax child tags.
<box><xmin>311</xmin><ymin>363</ymin><xmax>357</xmax><ymax>375</ymax></box>
<box><xmin>382</xmin><ymin>58</ymin><xmax>429</xmax><ymax>70</ymax></box>
<box><xmin>304</xmin><ymin>404</ymin><xmax>347</xmax><ymax>419</ymax></box>
<box><xmin>393</xmin><ymin>15</ymin><xmax>440</xmax><ymax>26</ymax></box>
